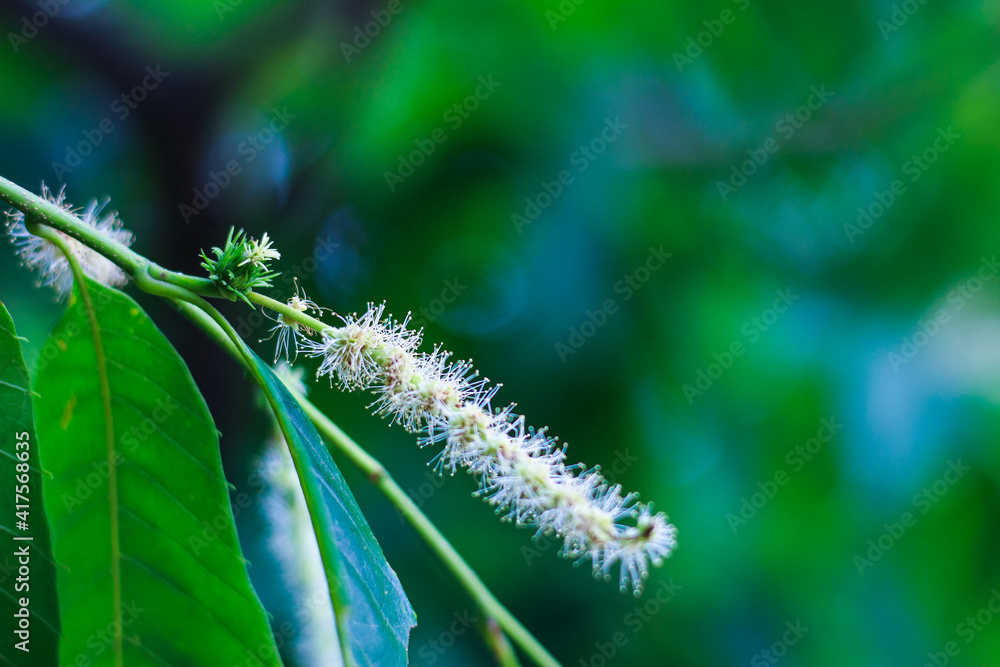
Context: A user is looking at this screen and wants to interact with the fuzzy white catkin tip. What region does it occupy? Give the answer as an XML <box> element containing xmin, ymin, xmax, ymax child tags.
<box><xmin>296</xmin><ymin>302</ymin><xmax>677</xmax><ymax>594</ymax></box>
<box><xmin>4</xmin><ymin>184</ymin><xmax>134</xmax><ymax>299</ymax></box>
<box><xmin>260</xmin><ymin>437</ymin><xmax>343</xmax><ymax>667</ymax></box>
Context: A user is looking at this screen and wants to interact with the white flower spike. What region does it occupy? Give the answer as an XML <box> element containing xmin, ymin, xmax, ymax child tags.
<box><xmin>300</xmin><ymin>302</ymin><xmax>677</xmax><ymax>594</ymax></box>
<box><xmin>4</xmin><ymin>184</ymin><xmax>134</xmax><ymax>299</ymax></box>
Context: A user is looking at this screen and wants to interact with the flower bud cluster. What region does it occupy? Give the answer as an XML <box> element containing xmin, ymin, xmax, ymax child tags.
<box><xmin>199</xmin><ymin>228</ymin><xmax>281</xmax><ymax>304</ymax></box>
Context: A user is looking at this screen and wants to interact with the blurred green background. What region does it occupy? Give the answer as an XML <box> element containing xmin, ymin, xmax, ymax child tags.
<box><xmin>2</xmin><ymin>1</ymin><xmax>1000</xmax><ymax>665</ymax></box>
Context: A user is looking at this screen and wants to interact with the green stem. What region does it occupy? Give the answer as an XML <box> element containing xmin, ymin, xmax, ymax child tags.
<box><xmin>481</xmin><ymin>618</ymin><xmax>523</xmax><ymax>667</ymax></box>
<box><xmin>1</xmin><ymin>176</ymin><xmax>147</xmax><ymax>275</ymax></box>
<box><xmin>169</xmin><ymin>299</ymin><xmax>561</xmax><ymax>667</ymax></box>
<box><xmin>0</xmin><ymin>175</ymin><xmax>219</xmax><ymax>296</ymax></box>
<box><xmin>247</xmin><ymin>291</ymin><xmax>332</xmax><ymax>333</ymax></box>
<box><xmin>0</xmin><ymin>176</ymin><xmax>316</xmax><ymax>336</ymax></box>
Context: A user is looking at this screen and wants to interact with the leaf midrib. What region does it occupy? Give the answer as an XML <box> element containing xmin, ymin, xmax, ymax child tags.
<box><xmin>75</xmin><ymin>276</ymin><xmax>123</xmax><ymax>667</ymax></box>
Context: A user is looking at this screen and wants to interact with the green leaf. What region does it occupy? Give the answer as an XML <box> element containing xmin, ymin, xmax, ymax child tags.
<box><xmin>0</xmin><ymin>300</ymin><xmax>60</xmax><ymax>666</ymax></box>
<box><xmin>33</xmin><ymin>281</ymin><xmax>281</xmax><ymax>666</ymax></box>
<box><xmin>246</xmin><ymin>348</ymin><xmax>417</xmax><ymax>666</ymax></box>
